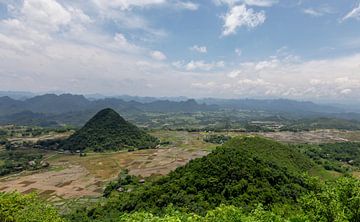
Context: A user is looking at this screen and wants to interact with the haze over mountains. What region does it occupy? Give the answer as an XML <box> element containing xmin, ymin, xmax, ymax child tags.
<box><xmin>0</xmin><ymin>93</ymin><xmax>359</xmax><ymax>127</ymax></box>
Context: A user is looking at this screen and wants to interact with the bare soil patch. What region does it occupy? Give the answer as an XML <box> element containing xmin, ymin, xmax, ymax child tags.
<box><xmin>0</xmin><ymin>164</ymin><xmax>102</xmax><ymax>200</ymax></box>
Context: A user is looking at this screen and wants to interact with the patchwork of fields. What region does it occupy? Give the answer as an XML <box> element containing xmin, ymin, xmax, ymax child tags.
<box><xmin>1</xmin><ymin>129</ymin><xmax>360</xmax><ymax>205</ymax></box>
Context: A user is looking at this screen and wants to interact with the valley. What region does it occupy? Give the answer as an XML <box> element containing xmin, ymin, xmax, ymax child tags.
<box><xmin>2</xmin><ymin>126</ymin><xmax>360</xmax><ymax>206</ymax></box>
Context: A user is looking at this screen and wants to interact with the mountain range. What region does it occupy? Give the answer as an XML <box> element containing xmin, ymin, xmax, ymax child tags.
<box><xmin>0</xmin><ymin>93</ymin><xmax>358</xmax><ymax>127</ymax></box>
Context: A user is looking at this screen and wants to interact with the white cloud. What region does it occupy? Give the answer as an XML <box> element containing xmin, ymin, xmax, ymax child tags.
<box><xmin>341</xmin><ymin>89</ymin><xmax>352</xmax><ymax>95</ymax></box>
<box><xmin>242</xmin><ymin>0</ymin><xmax>278</xmax><ymax>7</ymax></box>
<box><xmin>238</xmin><ymin>78</ymin><xmax>269</xmax><ymax>86</ymax></box>
<box><xmin>21</xmin><ymin>0</ymin><xmax>72</xmax><ymax>32</ymax></box>
<box><xmin>303</xmin><ymin>8</ymin><xmax>323</xmax><ymax>17</ymax></box>
<box><xmin>175</xmin><ymin>1</ymin><xmax>199</xmax><ymax>10</ymax></box>
<box><xmin>1</xmin><ymin>0</ymin><xmax>360</xmax><ymax>100</ymax></box>
<box><xmin>214</xmin><ymin>0</ymin><xmax>278</xmax><ymax>7</ymax></box>
<box><xmin>190</xmin><ymin>45</ymin><xmax>207</xmax><ymax>53</ymax></box>
<box><xmin>186</xmin><ymin>52</ymin><xmax>360</xmax><ymax>99</ymax></box>
<box><xmin>93</xmin><ymin>0</ymin><xmax>166</xmax><ymax>10</ymax></box>
<box><xmin>343</xmin><ymin>3</ymin><xmax>360</xmax><ymax>21</ymax></box>
<box><xmin>186</xmin><ymin>60</ymin><xmax>225</xmax><ymax>71</ymax></box>
<box><xmin>222</xmin><ymin>4</ymin><xmax>265</xmax><ymax>36</ymax></box>
<box><xmin>228</xmin><ymin>70</ymin><xmax>241</xmax><ymax>78</ymax></box>
<box><xmin>113</xmin><ymin>33</ymin><xmax>141</xmax><ymax>52</ymax></box>
<box><xmin>303</xmin><ymin>5</ymin><xmax>334</xmax><ymax>17</ymax></box>
<box><xmin>173</xmin><ymin>60</ymin><xmax>225</xmax><ymax>71</ymax></box>
<box><xmin>235</xmin><ymin>48</ymin><xmax>242</xmax><ymax>56</ymax></box>
<box><xmin>150</xmin><ymin>50</ymin><xmax>167</xmax><ymax>60</ymax></box>
<box><xmin>93</xmin><ymin>0</ymin><xmax>198</xmax><ymax>11</ymax></box>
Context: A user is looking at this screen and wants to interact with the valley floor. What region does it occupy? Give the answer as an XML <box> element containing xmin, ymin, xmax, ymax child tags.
<box><xmin>1</xmin><ymin>129</ymin><xmax>360</xmax><ymax>207</ymax></box>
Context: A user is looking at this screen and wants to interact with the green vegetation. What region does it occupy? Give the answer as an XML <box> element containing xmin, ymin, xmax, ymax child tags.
<box><xmin>69</xmin><ymin>137</ymin><xmax>315</xmax><ymax>220</ymax></box>
<box><xmin>60</xmin><ymin>108</ymin><xmax>159</xmax><ymax>152</ymax></box>
<box><xmin>2</xmin><ymin>176</ymin><xmax>359</xmax><ymax>222</ymax></box>
<box><xmin>65</xmin><ymin>177</ymin><xmax>360</xmax><ymax>222</ymax></box>
<box><xmin>295</xmin><ymin>142</ymin><xmax>360</xmax><ymax>173</ymax></box>
<box><xmin>280</xmin><ymin>118</ymin><xmax>360</xmax><ymax>132</ymax></box>
<box><xmin>203</xmin><ymin>134</ymin><xmax>231</xmax><ymax>144</ymax></box>
<box><xmin>1</xmin><ymin>136</ymin><xmax>360</xmax><ymax>221</ymax></box>
<box><xmin>0</xmin><ymin>192</ymin><xmax>65</xmax><ymax>222</ymax></box>
<box><xmin>0</xmin><ymin>149</ymin><xmax>47</xmax><ymax>176</ymax></box>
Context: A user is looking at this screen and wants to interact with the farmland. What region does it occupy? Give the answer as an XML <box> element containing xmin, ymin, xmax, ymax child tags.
<box><xmin>1</xmin><ymin>126</ymin><xmax>360</xmax><ymax>208</ymax></box>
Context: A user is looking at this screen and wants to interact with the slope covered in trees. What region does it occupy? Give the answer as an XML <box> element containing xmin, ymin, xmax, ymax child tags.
<box><xmin>76</xmin><ymin>136</ymin><xmax>315</xmax><ymax>220</ymax></box>
<box><xmin>60</xmin><ymin>108</ymin><xmax>159</xmax><ymax>151</ymax></box>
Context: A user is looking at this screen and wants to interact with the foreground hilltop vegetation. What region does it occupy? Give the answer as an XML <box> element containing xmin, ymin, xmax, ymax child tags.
<box><xmin>1</xmin><ymin>136</ymin><xmax>360</xmax><ymax>221</ymax></box>
<box><xmin>60</xmin><ymin>108</ymin><xmax>159</xmax><ymax>152</ymax></box>
<box><xmin>69</xmin><ymin>136</ymin><xmax>319</xmax><ymax>220</ymax></box>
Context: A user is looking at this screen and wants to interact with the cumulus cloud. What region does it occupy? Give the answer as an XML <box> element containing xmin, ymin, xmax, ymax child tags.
<box><xmin>0</xmin><ymin>0</ymin><xmax>360</xmax><ymax>100</ymax></box>
<box><xmin>189</xmin><ymin>53</ymin><xmax>360</xmax><ymax>99</ymax></box>
<box><xmin>343</xmin><ymin>3</ymin><xmax>360</xmax><ymax>21</ymax></box>
<box><xmin>150</xmin><ymin>50</ymin><xmax>167</xmax><ymax>60</ymax></box>
<box><xmin>190</xmin><ymin>45</ymin><xmax>207</xmax><ymax>53</ymax></box>
<box><xmin>222</xmin><ymin>4</ymin><xmax>266</xmax><ymax>36</ymax></box>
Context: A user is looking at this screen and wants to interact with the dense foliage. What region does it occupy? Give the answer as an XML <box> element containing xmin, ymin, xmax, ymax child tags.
<box><xmin>66</xmin><ymin>177</ymin><xmax>360</xmax><ymax>222</ymax></box>
<box><xmin>0</xmin><ymin>192</ymin><xmax>65</xmax><ymax>222</ymax></box>
<box><xmin>295</xmin><ymin>142</ymin><xmax>360</xmax><ymax>173</ymax></box>
<box><xmin>203</xmin><ymin>134</ymin><xmax>231</xmax><ymax>144</ymax></box>
<box><xmin>72</xmin><ymin>137</ymin><xmax>314</xmax><ymax>220</ymax></box>
<box><xmin>1</xmin><ymin>136</ymin><xmax>360</xmax><ymax>221</ymax></box>
<box><xmin>60</xmin><ymin>108</ymin><xmax>159</xmax><ymax>152</ymax></box>
<box><xmin>0</xmin><ymin>150</ymin><xmax>46</xmax><ymax>176</ymax></box>
<box><xmin>2</xmin><ymin>177</ymin><xmax>360</xmax><ymax>222</ymax></box>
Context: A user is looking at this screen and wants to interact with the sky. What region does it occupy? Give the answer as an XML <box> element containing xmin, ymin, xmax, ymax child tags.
<box><xmin>0</xmin><ymin>0</ymin><xmax>360</xmax><ymax>102</ymax></box>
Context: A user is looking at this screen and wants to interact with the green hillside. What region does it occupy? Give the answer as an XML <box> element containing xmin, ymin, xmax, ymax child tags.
<box><xmin>82</xmin><ymin>136</ymin><xmax>315</xmax><ymax>219</ymax></box>
<box><xmin>60</xmin><ymin>108</ymin><xmax>159</xmax><ymax>151</ymax></box>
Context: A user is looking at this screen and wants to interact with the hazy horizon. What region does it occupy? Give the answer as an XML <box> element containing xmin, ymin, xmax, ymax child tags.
<box><xmin>1</xmin><ymin>1</ymin><xmax>360</xmax><ymax>101</ymax></box>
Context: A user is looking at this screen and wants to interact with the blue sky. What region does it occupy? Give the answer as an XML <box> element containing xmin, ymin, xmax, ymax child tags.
<box><xmin>0</xmin><ymin>0</ymin><xmax>360</xmax><ymax>102</ymax></box>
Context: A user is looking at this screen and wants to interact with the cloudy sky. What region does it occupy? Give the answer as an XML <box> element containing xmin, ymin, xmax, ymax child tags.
<box><xmin>0</xmin><ymin>0</ymin><xmax>360</xmax><ymax>101</ymax></box>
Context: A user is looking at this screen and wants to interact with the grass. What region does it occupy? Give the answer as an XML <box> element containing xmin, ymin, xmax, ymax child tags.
<box><xmin>308</xmin><ymin>165</ymin><xmax>341</xmax><ymax>181</ymax></box>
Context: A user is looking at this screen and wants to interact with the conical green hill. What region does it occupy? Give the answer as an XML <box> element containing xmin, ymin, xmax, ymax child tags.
<box><xmin>60</xmin><ymin>108</ymin><xmax>159</xmax><ymax>151</ymax></box>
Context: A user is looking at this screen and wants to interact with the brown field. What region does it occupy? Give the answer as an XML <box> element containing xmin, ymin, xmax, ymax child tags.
<box><xmin>0</xmin><ymin>130</ymin><xmax>213</xmax><ymax>202</ymax></box>
<box><xmin>0</xmin><ymin>164</ymin><xmax>102</xmax><ymax>201</ymax></box>
<box><xmin>1</xmin><ymin>129</ymin><xmax>360</xmax><ymax>203</ymax></box>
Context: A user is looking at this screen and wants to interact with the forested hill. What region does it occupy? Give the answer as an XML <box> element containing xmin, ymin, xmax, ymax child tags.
<box><xmin>80</xmin><ymin>136</ymin><xmax>315</xmax><ymax>220</ymax></box>
<box><xmin>60</xmin><ymin>108</ymin><xmax>159</xmax><ymax>151</ymax></box>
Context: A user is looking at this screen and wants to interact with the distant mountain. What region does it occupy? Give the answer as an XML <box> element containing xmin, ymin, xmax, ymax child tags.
<box><xmin>0</xmin><ymin>111</ymin><xmax>59</xmax><ymax>127</ymax></box>
<box><xmin>0</xmin><ymin>96</ymin><xmax>23</xmax><ymax>115</ymax></box>
<box><xmin>0</xmin><ymin>91</ymin><xmax>36</xmax><ymax>100</ymax></box>
<box><xmin>0</xmin><ymin>93</ymin><xmax>358</xmax><ymax>127</ymax></box>
<box><xmin>24</xmin><ymin>94</ymin><xmax>91</xmax><ymax>114</ymax></box>
<box><xmin>199</xmin><ymin>98</ymin><xmax>343</xmax><ymax>114</ymax></box>
<box><xmin>60</xmin><ymin>108</ymin><xmax>159</xmax><ymax>152</ymax></box>
<box><xmin>0</xmin><ymin>94</ymin><xmax>217</xmax><ymax>116</ymax></box>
